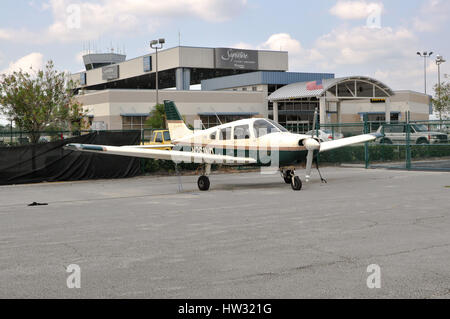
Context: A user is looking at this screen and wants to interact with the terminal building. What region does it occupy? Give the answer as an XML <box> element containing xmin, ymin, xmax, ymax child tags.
<box><xmin>72</xmin><ymin>46</ymin><xmax>431</xmax><ymax>131</ymax></box>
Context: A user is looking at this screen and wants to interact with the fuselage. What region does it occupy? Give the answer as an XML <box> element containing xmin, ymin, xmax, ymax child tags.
<box><xmin>171</xmin><ymin>118</ymin><xmax>311</xmax><ymax>167</ymax></box>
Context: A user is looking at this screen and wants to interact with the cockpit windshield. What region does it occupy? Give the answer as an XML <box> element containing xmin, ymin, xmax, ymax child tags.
<box><xmin>253</xmin><ymin>119</ymin><xmax>286</xmax><ymax>138</ymax></box>
<box><xmin>267</xmin><ymin>119</ymin><xmax>288</xmax><ymax>132</ymax></box>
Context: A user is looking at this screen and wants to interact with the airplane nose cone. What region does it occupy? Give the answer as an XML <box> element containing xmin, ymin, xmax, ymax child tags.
<box><xmin>302</xmin><ymin>138</ymin><xmax>320</xmax><ymax>151</ymax></box>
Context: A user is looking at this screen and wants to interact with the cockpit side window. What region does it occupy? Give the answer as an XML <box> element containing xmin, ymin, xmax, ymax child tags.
<box><xmin>210</xmin><ymin>131</ymin><xmax>217</xmax><ymax>140</ymax></box>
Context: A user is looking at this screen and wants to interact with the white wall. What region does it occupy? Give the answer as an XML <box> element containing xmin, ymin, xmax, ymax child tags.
<box><xmin>76</xmin><ymin>89</ymin><xmax>267</xmax><ymax>129</ymax></box>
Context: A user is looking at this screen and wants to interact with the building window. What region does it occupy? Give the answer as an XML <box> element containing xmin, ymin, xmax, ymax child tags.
<box><xmin>252</xmin><ymin>86</ymin><xmax>257</xmax><ymax>91</ymax></box>
<box><xmin>143</xmin><ymin>56</ymin><xmax>152</xmax><ymax>72</ymax></box>
<box><xmin>80</xmin><ymin>72</ymin><xmax>87</xmax><ymax>86</ymax></box>
<box><xmin>122</xmin><ymin>116</ymin><xmax>149</xmax><ymax>130</ymax></box>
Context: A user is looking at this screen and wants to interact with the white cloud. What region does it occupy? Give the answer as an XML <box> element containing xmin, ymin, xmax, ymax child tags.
<box><xmin>1</xmin><ymin>53</ymin><xmax>45</xmax><ymax>75</ymax></box>
<box><xmin>330</xmin><ymin>1</ymin><xmax>383</xmax><ymax>20</ymax></box>
<box><xmin>2</xmin><ymin>0</ymin><xmax>248</xmax><ymax>44</ymax></box>
<box><xmin>413</xmin><ymin>0</ymin><xmax>450</xmax><ymax>32</ymax></box>
<box><xmin>231</xmin><ymin>25</ymin><xmax>443</xmax><ymax>92</ymax></box>
<box><xmin>314</xmin><ymin>26</ymin><xmax>415</xmax><ymax>66</ymax></box>
<box><xmin>75</xmin><ymin>51</ymin><xmax>84</xmax><ymax>65</ymax></box>
<box><xmin>0</xmin><ymin>29</ymin><xmax>12</xmax><ymax>40</ymax></box>
<box><xmin>259</xmin><ymin>33</ymin><xmax>302</xmax><ymax>54</ymax></box>
<box><xmin>233</xmin><ymin>33</ymin><xmax>311</xmax><ymax>70</ymax></box>
<box><xmin>28</xmin><ymin>0</ymin><xmax>52</xmax><ymax>11</ymax></box>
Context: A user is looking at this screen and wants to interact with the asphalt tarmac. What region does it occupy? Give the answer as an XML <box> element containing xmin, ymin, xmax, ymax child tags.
<box><xmin>0</xmin><ymin>167</ymin><xmax>449</xmax><ymax>298</ymax></box>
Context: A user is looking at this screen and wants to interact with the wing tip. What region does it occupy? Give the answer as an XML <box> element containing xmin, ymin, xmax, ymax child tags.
<box><xmin>64</xmin><ymin>144</ymin><xmax>105</xmax><ymax>152</ymax></box>
<box><xmin>370</xmin><ymin>133</ymin><xmax>384</xmax><ymax>139</ymax></box>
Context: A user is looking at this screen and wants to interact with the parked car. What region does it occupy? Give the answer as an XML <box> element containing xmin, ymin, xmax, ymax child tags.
<box><xmin>304</xmin><ymin>129</ymin><xmax>344</xmax><ymax>142</ymax></box>
<box><xmin>376</xmin><ymin>124</ymin><xmax>448</xmax><ymax>144</ymax></box>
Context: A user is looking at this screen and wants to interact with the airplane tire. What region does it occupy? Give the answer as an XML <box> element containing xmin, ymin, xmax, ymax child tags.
<box><xmin>283</xmin><ymin>170</ymin><xmax>293</xmax><ymax>184</ymax></box>
<box><xmin>291</xmin><ymin>176</ymin><xmax>302</xmax><ymax>191</ymax></box>
<box><xmin>198</xmin><ymin>176</ymin><xmax>210</xmax><ymax>191</ymax></box>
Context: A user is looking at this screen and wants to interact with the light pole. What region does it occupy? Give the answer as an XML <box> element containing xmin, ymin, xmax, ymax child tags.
<box><xmin>150</xmin><ymin>38</ymin><xmax>165</xmax><ymax>106</ymax></box>
<box><xmin>435</xmin><ymin>55</ymin><xmax>446</xmax><ymax>121</ymax></box>
<box><xmin>417</xmin><ymin>51</ymin><xmax>433</xmax><ymax>95</ymax></box>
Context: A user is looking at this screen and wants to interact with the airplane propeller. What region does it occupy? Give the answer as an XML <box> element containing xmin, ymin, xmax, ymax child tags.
<box><xmin>302</xmin><ymin>108</ymin><xmax>320</xmax><ymax>182</ymax></box>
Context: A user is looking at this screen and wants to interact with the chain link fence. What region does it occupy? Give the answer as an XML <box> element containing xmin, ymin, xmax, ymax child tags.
<box><xmin>2</xmin><ymin>122</ymin><xmax>450</xmax><ymax>172</ymax></box>
<box><xmin>0</xmin><ymin>128</ymin><xmax>166</xmax><ymax>147</ymax></box>
<box><xmin>319</xmin><ymin>119</ymin><xmax>450</xmax><ymax>171</ymax></box>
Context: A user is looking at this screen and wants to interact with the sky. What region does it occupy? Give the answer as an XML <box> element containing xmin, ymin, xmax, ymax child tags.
<box><xmin>0</xmin><ymin>0</ymin><xmax>449</xmax><ymax>124</ymax></box>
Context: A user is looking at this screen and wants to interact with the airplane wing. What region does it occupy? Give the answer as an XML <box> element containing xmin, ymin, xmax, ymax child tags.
<box><xmin>319</xmin><ymin>133</ymin><xmax>381</xmax><ymax>153</ymax></box>
<box><xmin>64</xmin><ymin>143</ymin><xmax>257</xmax><ymax>165</ymax></box>
<box><xmin>121</xmin><ymin>144</ymin><xmax>175</xmax><ymax>149</ymax></box>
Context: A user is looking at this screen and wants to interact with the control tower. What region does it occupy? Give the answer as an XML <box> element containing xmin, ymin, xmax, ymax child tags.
<box><xmin>83</xmin><ymin>52</ymin><xmax>126</xmax><ymax>70</ymax></box>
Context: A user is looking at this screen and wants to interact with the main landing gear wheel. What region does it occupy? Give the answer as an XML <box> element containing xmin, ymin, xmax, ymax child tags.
<box><xmin>197</xmin><ymin>175</ymin><xmax>210</xmax><ymax>191</ymax></box>
<box><xmin>291</xmin><ymin>176</ymin><xmax>302</xmax><ymax>191</ymax></box>
<box><xmin>283</xmin><ymin>170</ymin><xmax>293</xmax><ymax>184</ymax></box>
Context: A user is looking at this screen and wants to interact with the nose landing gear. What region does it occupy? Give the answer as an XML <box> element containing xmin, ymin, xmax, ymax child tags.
<box><xmin>281</xmin><ymin>168</ymin><xmax>303</xmax><ymax>191</ymax></box>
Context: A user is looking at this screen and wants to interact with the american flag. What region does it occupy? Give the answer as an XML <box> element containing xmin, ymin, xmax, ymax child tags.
<box><xmin>306</xmin><ymin>80</ymin><xmax>324</xmax><ymax>91</ymax></box>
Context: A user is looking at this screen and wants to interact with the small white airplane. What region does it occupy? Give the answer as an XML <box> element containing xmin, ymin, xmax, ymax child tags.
<box><xmin>65</xmin><ymin>100</ymin><xmax>380</xmax><ymax>191</ymax></box>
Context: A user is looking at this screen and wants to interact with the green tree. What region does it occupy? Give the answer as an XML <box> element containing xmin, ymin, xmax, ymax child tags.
<box><xmin>145</xmin><ymin>104</ymin><xmax>166</xmax><ymax>129</ymax></box>
<box><xmin>0</xmin><ymin>61</ymin><xmax>86</xmax><ymax>144</ymax></box>
<box><xmin>432</xmin><ymin>82</ymin><xmax>450</xmax><ymax>121</ymax></box>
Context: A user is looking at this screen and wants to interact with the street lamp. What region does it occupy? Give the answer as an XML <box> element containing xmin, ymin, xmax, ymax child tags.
<box><xmin>417</xmin><ymin>51</ymin><xmax>433</xmax><ymax>95</ymax></box>
<box><xmin>150</xmin><ymin>38</ymin><xmax>165</xmax><ymax>106</ymax></box>
<box><xmin>435</xmin><ymin>54</ymin><xmax>446</xmax><ymax>120</ymax></box>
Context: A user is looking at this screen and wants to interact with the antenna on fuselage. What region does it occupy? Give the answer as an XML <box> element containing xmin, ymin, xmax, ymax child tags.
<box><xmin>210</xmin><ymin>107</ymin><xmax>223</xmax><ymax>126</ymax></box>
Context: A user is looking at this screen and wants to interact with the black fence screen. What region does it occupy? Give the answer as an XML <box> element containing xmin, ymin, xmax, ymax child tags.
<box><xmin>0</xmin><ymin>131</ymin><xmax>141</xmax><ymax>185</ymax></box>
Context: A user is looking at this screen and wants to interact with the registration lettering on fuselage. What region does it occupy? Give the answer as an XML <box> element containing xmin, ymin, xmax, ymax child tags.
<box><xmin>192</xmin><ymin>146</ymin><xmax>214</xmax><ymax>155</ymax></box>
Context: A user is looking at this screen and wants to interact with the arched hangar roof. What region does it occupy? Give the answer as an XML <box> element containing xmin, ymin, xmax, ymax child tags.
<box><xmin>268</xmin><ymin>76</ymin><xmax>395</xmax><ymax>101</ymax></box>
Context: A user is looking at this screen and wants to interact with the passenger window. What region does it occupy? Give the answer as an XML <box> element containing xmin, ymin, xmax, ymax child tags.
<box><xmin>234</xmin><ymin>125</ymin><xmax>251</xmax><ymax>139</ymax></box>
<box><xmin>219</xmin><ymin>127</ymin><xmax>232</xmax><ymax>140</ymax></box>
<box><xmin>155</xmin><ymin>132</ymin><xmax>163</xmax><ymax>143</ymax></box>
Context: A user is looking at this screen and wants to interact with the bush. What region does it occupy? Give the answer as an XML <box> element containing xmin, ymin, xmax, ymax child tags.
<box><xmin>140</xmin><ymin>159</ymin><xmax>206</xmax><ymax>174</ymax></box>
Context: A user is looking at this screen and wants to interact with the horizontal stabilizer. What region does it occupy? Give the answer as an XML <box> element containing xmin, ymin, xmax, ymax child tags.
<box><xmin>122</xmin><ymin>144</ymin><xmax>175</xmax><ymax>149</ymax></box>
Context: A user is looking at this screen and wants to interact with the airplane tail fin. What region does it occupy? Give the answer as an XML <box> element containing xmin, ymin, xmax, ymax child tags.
<box><xmin>164</xmin><ymin>100</ymin><xmax>192</xmax><ymax>141</ymax></box>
